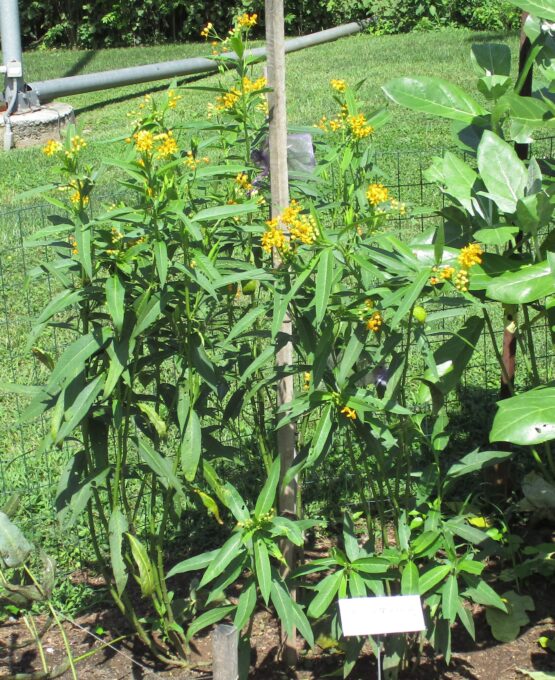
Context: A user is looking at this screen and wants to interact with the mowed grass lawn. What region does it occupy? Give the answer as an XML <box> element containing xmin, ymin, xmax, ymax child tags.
<box><xmin>0</xmin><ymin>27</ymin><xmax>520</xmax><ymax>205</ymax></box>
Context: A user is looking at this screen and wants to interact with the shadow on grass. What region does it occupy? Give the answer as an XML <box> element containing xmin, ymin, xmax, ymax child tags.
<box><xmin>73</xmin><ymin>73</ymin><xmax>211</xmax><ymax>116</ymax></box>
<box><xmin>63</xmin><ymin>50</ymin><xmax>98</xmax><ymax>78</ymax></box>
<box><xmin>464</xmin><ymin>30</ymin><xmax>519</xmax><ymax>44</ymax></box>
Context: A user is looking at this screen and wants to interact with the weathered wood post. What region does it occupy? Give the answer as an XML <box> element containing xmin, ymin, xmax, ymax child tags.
<box><xmin>265</xmin><ymin>0</ymin><xmax>298</xmax><ymax>666</ymax></box>
<box><xmin>212</xmin><ymin>624</ymin><xmax>239</xmax><ymax>680</ymax></box>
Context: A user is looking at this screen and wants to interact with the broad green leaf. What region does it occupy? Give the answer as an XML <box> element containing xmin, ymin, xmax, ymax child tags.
<box><xmin>200</xmin><ymin>532</ymin><xmax>243</xmax><ymax>587</ymax></box>
<box><xmin>383</xmin><ymin>77</ymin><xmax>487</xmax><ymax>123</ymax></box>
<box><xmin>446</xmin><ymin>449</ymin><xmax>513</xmax><ymax>478</ymax></box>
<box><xmin>307</xmin><ymin>569</ymin><xmax>344</xmax><ymax>618</ymax></box>
<box><xmin>490</xmin><ymin>388</ymin><xmax>555</xmax><ymax>446</ymax></box>
<box><xmin>401</xmin><ymin>561</ymin><xmax>420</xmax><ymax>595</ymax></box>
<box><xmin>46</xmin><ymin>333</ymin><xmax>102</xmax><ymax>393</ymax></box>
<box><xmin>186</xmin><ymin>605</ymin><xmax>236</xmax><ymax>641</ymax></box>
<box><xmin>127</xmin><ymin>533</ymin><xmax>155</xmax><ymax>597</ymax></box>
<box><xmin>439</xmin><ymin>152</ymin><xmax>478</xmax><ymax>213</ymax></box>
<box><xmin>474</xmin><ymin>226</ymin><xmax>519</xmax><ymax>248</ymax></box>
<box><xmin>106</xmin><ymin>275</ymin><xmax>125</xmax><ymax>334</ymax></box>
<box><xmin>254</xmin><ymin>539</ymin><xmax>271</xmax><ymax>604</ymax></box>
<box><xmin>463</xmin><ymin>578</ymin><xmax>507</xmax><ymax>612</ymax></box>
<box><xmin>181</xmin><ymin>409</ymin><xmax>202</xmax><ymax>482</ymax></box>
<box><xmin>166</xmin><ymin>549</ymin><xmax>219</xmax><ymax>578</ymax></box>
<box><xmin>348</xmin><ymin>570</ymin><xmax>367</xmax><ymax>597</ymax></box>
<box><xmin>419</xmin><ymin>565</ymin><xmax>451</xmax><ymax>595</ymax></box>
<box><xmin>254</xmin><ymin>457</ymin><xmax>280</xmax><ymax>519</ymax></box>
<box><xmin>486</xmin><ymin>260</ymin><xmax>553</xmax><ymax>304</ymax></box>
<box><xmin>511</xmin><ymin>0</ymin><xmax>555</xmax><ymax>21</ymax></box>
<box><xmin>108</xmin><ymin>509</ymin><xmax>128</xmax><ymax>596</ymax></box>
<box><xmin>315</xmin><ymin>248</ymin><xmax>334</xmax><ymax>326</ymax></box>
<box><xmin>470</xmin><ymin>43</ymin><xmax>511</xmax><ymax>76</ymax></box>
<box><xmin>442</xmin><ymin>574</ymin><xmax>459</xmax><ymax>624</ymax></box>
<box><xmin>486</xmin><ymin>590</ymin><xmax>534</xmax><ymax>642</ymax></box>
<box><xmin>477</xmin><ymin>130</ymin><xmax>527</xmax><ymax>213</ymax></box>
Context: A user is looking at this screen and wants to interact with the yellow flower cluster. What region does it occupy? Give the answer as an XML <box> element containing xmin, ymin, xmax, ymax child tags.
<box><xmin>200</xmin><ymin>22</ymin><xmax>213</xmax><ymax>38</ymax></box>
<box><xmin>133</xmin><ymin>130</ymin><xmax>154</xmax><ymax>152</ymax></box>
<box><xmin>185</xmin><ymin>151</ymin><xmax>210</xmax><ymax>171</ymax></box>
<box><xmin>303</xmin><ymin>371</ymin><xmax>311</xmax><ymax>391</ymax></box>
<box><xmin>429</xmin><ymin>265</ymin><xmax>455</xmax><ymax>286</ymax></box>
<box><xmin>458</xmin><ymin>242</ymin><xmax>484</xmax><ymax>269</ymax></box>
<box><xmin>290</xmin><ymin>214</ymin><xmax>317</xmax><ymax>245</ymax></box>
<box><xmin>367</xmin><ymin>183</ymin><xmax>389</xmax><ymax>206</ymax></box>
<box><xmin>155</xmin><ymin>131</ymin><xmax>178</xmax><ymax>158</ymax></box>
<box><xmin>262</xmin><ymin>199</ymin><xmax>317</xmax><ymax>250</ymax></box>
<box><xmin>167</xmin><ymin>89</ymin><xmax>182</xmax><ymax>109</ymax></box>
<box><xmin>366</xmin><ymin>311</ymin><xmax>382</xmax><ymax>333</ymax></box>
<box><xmin>242</xmin><ymin>76</ymin><xmax>267</xmax><ymax>94</ymax></box>
<box><xmin>235</xmin><ymin>172</ymin><xmax>253</xmax><ymax>192</ymax></box>
<box><xmin>68</xmin><ymin>235</ymin><xmax>78</xmax><ymax>255</ymax></box>
<box><xmin>347</xmin><ymin>113</ymin><xmax>373</xmax><ymax>139</ymax></box>
<box><xmin>216</xmin><ymin>88</ymin><xmax>241</xmax><ymax>111</ymax></box>
<box><xmin>261</xmin><ymin>221</ymin><xmax>287</xmax><ymax>252</ymax></box>
<box><xmin>341</xmin><ymin>406</ymin><xmax>357</xmax><ymax>420</ymax></box>
<box><xmin>42</xmin><ymin>139</ymin><xmax>63</xmax><ymax>156</ymax></box>
<box><xmin>237</xmin><ymin>13</ymin><xmax>257</xmax><ymax>28</ymax></box>
<box><xmin>70</xmin><ymin>191</ymin><xmax>89</xmax><ymax>207</ymax></box>
<box><xmin>330</xmin><ymin>79</ymin><xmax>347</xmax><ymax>92</ymax></box>
<box><xmin>69</xmin><ymin>135</ymin><xmax>87</xmax><ymax>154</ymax></box>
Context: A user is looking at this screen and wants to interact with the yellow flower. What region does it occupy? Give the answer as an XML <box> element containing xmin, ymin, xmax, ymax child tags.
<box><xmin>185</xmin><ymin>150</ymin><xmax>209</xmax><ymax>171</ymax></box>
<box><xmin>42</xmin><ymin>139</ymin><xmax>63</xmax><ymax>156</ymax></box>
<box><xmin>455</xmin><ymin>268</ymin><xmax>470</xmax><ymax>292</ymax></box>
<box><xmin>155</xmin><ymin>131</ymin><xmax>178</xmax><ymax>158</ymax></box>
<box><xmin>111</xmin><ymin>227</ymin><xmax>123</xmax><ymax>243</ymax></box>
<box><xmin>237</xmin><ymin>13</ymin><xmax>257</xmax><ymax>28</ymax></box>
<box><xmin>330</xmin><ymin>79</ymin><xmax>347</xmax><ymax>92</ymax></box>
<box><xmin>347</xmin><ymin>113</ymin><xmax>373</xmax><ymax>139</ymax></box>
<box><xmin>366</xmin><ymin>311</ymin><xmax>382</xmax><ymax>333</ymax></box>
<box><xmin>235</xmin><ymin>172</ymin><xmax>253</xmax><ymax>192</ymax></box>
<box><xmin>440</xmin><ymin>266</ymin><xmax>455</xmax><ymax>280</ymax></box>
<box><xmin>303</xmin><ymin>371</ymin><xmax>311</xmax><ymax>391</ymax></box>
<box><xmin>341</xmin><ymin>406</ymin><xmax>357</xmax><ymax>420</ymax></box>
<box><xmin>68</xmin><ymin>235</ymin><xmax>78</xmax><ymax>255</ymax></box>
<box><xmin>242</xmin><ymin>76</ymin><xmax>267</xmax><ymax>94</ymax></box>
<box><xmin>216</xmin><ymin>88</ymin><xmax>241</xmax><ymax>111</ymax></box>
<box><xmin>281</xmin><ymin>199</ymin><xmax>302</xmax><ymax>225</ymax></box>
<box><xmin>134</xmin><ymin>130</ymin><xmax>154</xmax><ymax>153</ymax></box>
<box><xmin>367</xmin><ymin>183</ymin><xmax>389</xmax><ymax>206</ymax></box>
<box><xmin>316</xmin><ymin>116</ymin><xmax>329</xmax><ymax>132</ymax></box>
<box><xmin>458</xmin><ymin>243</ymin><xmax>483</xmax><ymax>269</ymax></box>
<box><xmin>70</xmin><ymin>191</ymin><xmax>89</xmax><ymax>207</ymax></box>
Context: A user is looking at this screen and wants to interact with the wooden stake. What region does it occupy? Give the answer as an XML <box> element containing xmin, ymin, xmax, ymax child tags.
<box><xmin>264</xmin><ymin>0</ymin><xmax>298</xmax><ymax>667</ymax></box>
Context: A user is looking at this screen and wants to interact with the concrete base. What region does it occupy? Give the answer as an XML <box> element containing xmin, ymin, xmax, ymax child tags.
<box><xmin>1</xmin><ymin>102</ymin><xmax>75</xmax><ymax>150</ymax></box>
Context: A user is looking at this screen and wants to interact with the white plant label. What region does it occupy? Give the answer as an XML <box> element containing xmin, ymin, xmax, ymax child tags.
<box><xmin>338</xmin><ymin>595</ymin><xmax>426</xmax><ymax>637</ymax></box>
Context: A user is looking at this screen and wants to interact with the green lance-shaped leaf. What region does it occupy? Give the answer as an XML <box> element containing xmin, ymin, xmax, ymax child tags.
<box><xmin>419</xmin><ymin>564</ymin><xmax>451</xmax><ymax>596</ymax></box>
<box><xmin>486</xmin><ymin>260</ymin><xmax>553</xmax><ymax>304</ymax></box>
<box><xmin>55</xmin><ymin>374</ymin><xmax>105</xmax><ymax>444</ymax></box>
<box><xmin>337</xmin><ymin>330</ymin><xmax>365</xmax><ymax>386</ymax></box>
<box><xmin>342</xmin><ymin>511</ymin><xmax>360</xmax><ymax>563</ymax></box>
<box><xmin>45</xmin><ymin>332</ymin><xmax>102</xmax><ymax>394</ymax></box>
<box><xmin>382</xmin><ymin>76</ymin><xmax>487</xmax><ymax>123</ymax></box>
<box><xmin>131</xmin><ymin>290</ymin><xmax>164</xmax><ymax>340</ymax></box>
<box><xmin>108</xmin><ymin>509</ymin><xmax>128</xmax><ymax>596</ymax></box>
<box><xmin>234</xmin><ymin>577</ymin><xmax>257</xmax><ymax>630</ymax></box>
<box><xmin>224</xmin><ymin>306</ymin><xmax>267</xmax><ymax>347</ymax></box>
<box><xmin>56</xmin><ymin>454</ymin><xmax>111</xmax><ymax>527</ymax></box>
<box><xmin>74</xmin><ymin>217</ymin><xmax>92</xmax><ymax>280</ymax></box>
<box><xmin>166</xmin><ymin>548</ymin><xmax>219</xmax><ymax>578</ymax></box>
<box><xmin>477</xmin><ymin>130</ymin><xmax>527</xmax><ymax>213</ymax></box>
<box><xmin>254</xmin><ymin>539</ymin><xmax>272</xmax><ymax>605</ymax></box>
<box><xmin>283</xmin><ymin>403</ymin><xmax>334</xmax><ymax>484</ymax></box>
<box><xmin>0</xmin><ymin>512</ymin><xmax>33</xmax><ymax>568</ymax></box>
<box><xmin>446</xmin><ymin>449</ymin><xmax>513</xmax><ymax>479</ymax></box>
<box><xmin>270</xmin><ymin>577</ymin><xmax>295</xmax><ymax>637</ymax></box>
<box><xmin>126</xmin><ymin>533</ymin><xmax>155</xmax><ymax>598</ymax></box>
<box><xmin>137</xmin><ymin>436</ymin><xmax>185</xmax><ymax>498</ymax></box>
<box><xmin>457</xmin><ymin>602</ymin><xmax>476</xmax><ymax>640</ymax></box>
<box><xmin>307</xmin><ymin>569</ymin><xmax>344</xmax><ymax>618</ymax></box>
<box><xmin>200</xmin><ymin>532</ymin><xmax>244</xmax><ymax>588</ymax></box>
<box><xmin>180</xmin><ymin>409</ymin><xmax>202</xmax><ymax>482</ymax></box>
<box><xmin>186</xmin><ymin>605</ymin><xmax>236</xmax><ymax>642</ymax></box>
<box><xmin>441</xmin><ymin>574</ymin><xmax>459</xmax><ymax>624</ymax></box>
<box><xmin>105</xmin><ymin>274</ymin><xmax>125</xmax><ymax>334</ymax></box>
<box><xmin>204</xmin><ymin>461</ymin><xmax>249</xmax><ymax>522</ymax></box>
<box><xmin>463</xmin><ymin>577</ymin><xmax>507</xmax><ymax>612</ymax></box>
<box><xmin>401</xmin><ymin>561</ymin><xmax>420</xmax><ymax>595</ymax></box>
<box><xmin>254</xmin><ymin>457</ymin><xmax>280</xmax><ymax>519</ymax></box>
<box><xmin>315</xmin><ymin>247</ymin><xmax>335</xmax><ymax>327</ymax></box>
<box><xmin>352</xmin><ymin>556</ymin><xmax>390</xmax><ymax>574</ymax></box>
<box><xmin>154</xmin><ymin>240</ymin><xmax>168</xmax><ymax>286</ymax></box>
<box><xmin>192</xmin><ymin>202</ymin><xmax>259</xmax><ymax>223</ymax></box>
<box><xmin>490</xmin><ymin>387</ymin><xmax>555</xmax><ymax>446</ymax></box>
<box><xmin>138</xmin><ymin>403</ymin><xmax>167</xmax><ymax>438</ymax></box>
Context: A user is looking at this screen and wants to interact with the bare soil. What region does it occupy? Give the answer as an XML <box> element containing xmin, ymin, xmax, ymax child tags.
<box><xmin>0</xmin><ymin>577</ymin><xmax>554</xmax><ymax>680</ymax></box>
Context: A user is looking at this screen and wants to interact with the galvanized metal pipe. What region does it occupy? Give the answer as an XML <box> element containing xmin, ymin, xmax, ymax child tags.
<box><xmin>29</xmin><ymin>20</ymin><xmax>371</xmax><ymax>102</ymax></box>
<box><xmin>1</xmin><ymin>0</ymin><xmax>25</xmax><ymax>104</ymax></box>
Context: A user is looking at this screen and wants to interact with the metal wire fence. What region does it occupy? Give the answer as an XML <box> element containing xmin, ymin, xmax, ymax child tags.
<box><xmin>0</xmin><ymin>139</ymin><xmax>553</xmax><ymax>551</ymax></box>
